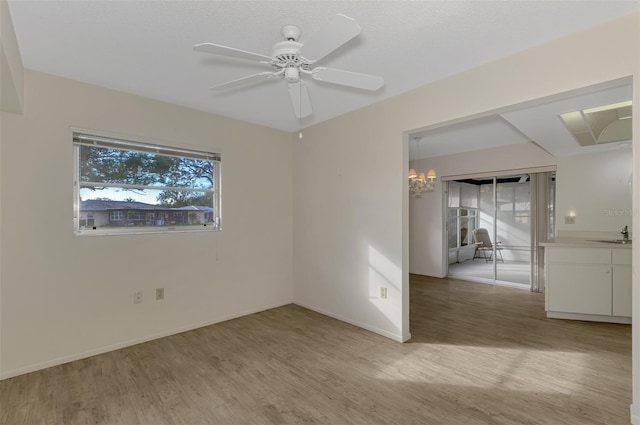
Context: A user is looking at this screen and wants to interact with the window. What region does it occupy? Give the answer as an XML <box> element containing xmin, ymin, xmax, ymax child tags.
<box><xmin>447</xmin><ymin>181</ymin><xmax>479</xmax><ymax>249</ymax></box>
<box><xmin>109</xmin><ymin>211</ymin><xmax>124</xmax><ymax>221</ymax></box>
<box><xmin>448</xmin><ymin>208</ymin><xmax>479</xmax><ymax>249</ymax></box>
<box><xmin>74</xmin><ymin>132</ymin><xmax>221</xmax><ymax>235</ymax></box>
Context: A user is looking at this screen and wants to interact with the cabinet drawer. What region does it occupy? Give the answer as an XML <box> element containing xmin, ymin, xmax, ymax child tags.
<box><xmin>613</xmin><ymin>249</ymin><xmax>632</xmax><ymax>265</ymax></box>
<box><xmin>547</xmin><ymin>247</ymin><xmax>610</xmax><ymax>264</ymax></box>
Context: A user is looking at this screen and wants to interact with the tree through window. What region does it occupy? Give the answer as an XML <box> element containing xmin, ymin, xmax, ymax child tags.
<box><xmin>73</xmin><ymin>132</ymin><xmax>221</xmax><ymax>234</ymax></box>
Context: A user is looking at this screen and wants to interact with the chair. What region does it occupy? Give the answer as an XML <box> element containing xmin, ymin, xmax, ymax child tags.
<box><xmin>472</xmin><ymin>228</ymin><xmax>504</xmax><ymax>263</ymax></box>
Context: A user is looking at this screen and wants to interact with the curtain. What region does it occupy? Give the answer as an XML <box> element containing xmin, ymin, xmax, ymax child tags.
<box><xmin>530</xmin><ymin>172</ymin><xmax>554</xmax><ymax>293</ymax></box>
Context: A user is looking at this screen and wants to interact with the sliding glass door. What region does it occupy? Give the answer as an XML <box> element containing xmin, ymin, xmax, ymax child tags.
<box><xmin>494</xmin><ymin>177</ymin><xmax>532</xmax><ymax>284</ymax></box>
<box><xmin>446</xmin><ymin>172</ymin><xmax>553</xmax><ymax>288</ymax></box>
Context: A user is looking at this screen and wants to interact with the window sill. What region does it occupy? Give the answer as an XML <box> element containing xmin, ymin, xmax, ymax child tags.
<box><xmin>74</xmin><ymin>226</ymin><xmax>221</xmax><ymax>237</ymax></box>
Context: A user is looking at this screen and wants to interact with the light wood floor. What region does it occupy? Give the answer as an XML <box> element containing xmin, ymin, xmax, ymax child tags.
<box><xmin>1</xmin><ymin>275</ymin><xmax>632</xmax><ymax>424</ymax></box>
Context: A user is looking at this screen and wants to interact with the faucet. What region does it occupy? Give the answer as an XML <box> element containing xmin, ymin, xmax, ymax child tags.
<box><xmin>621</xmin><ymin>225</ymin><xmax>629</xmax><ymax>242</ymax></box>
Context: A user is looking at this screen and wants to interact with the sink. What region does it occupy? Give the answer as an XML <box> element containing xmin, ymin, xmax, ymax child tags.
<box><xmin>587</xmin><ymin>239</ymin><xmax>632</xmax><ymax>244</ymax></box>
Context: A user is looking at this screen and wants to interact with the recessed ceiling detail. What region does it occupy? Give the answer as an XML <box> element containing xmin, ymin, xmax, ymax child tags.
<box><xmin>559</xmin><ymin>101</ymin><xmax>632</xmax><ymax>147</ymax></box>
<box><xmin>411</xmin><ymin>83</ymin><xmax>633</xmax><ymax>159</ymax></box>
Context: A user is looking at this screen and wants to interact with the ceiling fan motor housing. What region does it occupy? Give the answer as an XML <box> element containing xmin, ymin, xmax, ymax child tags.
<box><xmin>271</xmin><ymin>40</ymin><xmax>308</xmax><ymax>83</ymax></box>
<box><xmin>271</xmin><ymin>41</ymin><xmax>304</xmax><ymax>62</ymax></box>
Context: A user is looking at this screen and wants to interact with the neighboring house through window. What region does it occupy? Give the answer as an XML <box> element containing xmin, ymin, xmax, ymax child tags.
<box><xmin>74</xmin><ymin>132</ymin><xmax>221</xmax><ymax>235</ymax></box>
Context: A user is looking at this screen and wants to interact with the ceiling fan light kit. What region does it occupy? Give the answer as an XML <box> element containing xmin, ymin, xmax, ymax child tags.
<box><xmin>194</xmin><ymin>14</ymin><xmax>385</xmax><ymax>122</ymax></box>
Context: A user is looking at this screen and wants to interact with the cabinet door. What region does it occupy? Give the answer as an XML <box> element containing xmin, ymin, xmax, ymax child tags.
<box><xmin>612</xmin><ymin>265</ymin><xmax>632</xmax><ymax>317</ymax></box>
<box><xmin>548</xmin><ymin>264</ymin><xmax>612</xmax><ymax>315</ymax></box>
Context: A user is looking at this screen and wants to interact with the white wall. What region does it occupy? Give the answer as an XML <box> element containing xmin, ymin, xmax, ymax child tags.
<box><xmin>555</xmin><ymin>148</ymin><xmax>633</xmax><ymax>236</ymax></box>
<box><xmin>632</xmin><ymin>31</ymin><xmax>640</xmax><ymax>424</ymax></box>
<box><xmin>0</xmin><ymin>0</ymin><xmax>23</xmax><ymax>113</ymax></box>
<box><xmin>410</xmin><ymin>142</ymin><xmax>556</xmax><ymax>277</ymax></box>
<box><xmin>0</xmin><ymin>70</ymin><xmax>294</xmax><ymax>378</ymax></box>
<box><xmin>292</xmin><ymin>116</ymin><xmax>407</xmax><ymax>341</ymax></box>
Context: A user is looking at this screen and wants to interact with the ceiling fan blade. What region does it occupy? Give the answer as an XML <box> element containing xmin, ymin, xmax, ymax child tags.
<box><xmin>301</xmin><ymin>14</ymin><xmax>361</xmax><ymax>63</ymax></box>
<box><xmin>194</xmin><ymin>43</ymin><xmax>272</xmax><ymax>62</ymax></box>
<box><xmin>210</xmin><ymin>72</ymin><xmax>275</xmax><ymax>91</ymax></box>
<box><xmin>287</xmin><ymin>81</ymin><xmax>312</xmax><ymax>118</ymax></box>
<box><xmin>311</xmin><ymin>67</ymin><xmax>384</xmax><ymax>91</ymax></box>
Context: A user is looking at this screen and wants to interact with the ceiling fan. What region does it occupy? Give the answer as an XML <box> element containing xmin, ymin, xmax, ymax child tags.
<box><xmin>194</xmin><ymin>14</ymin><xmax>384</xmax><ymax>119</ymax></box>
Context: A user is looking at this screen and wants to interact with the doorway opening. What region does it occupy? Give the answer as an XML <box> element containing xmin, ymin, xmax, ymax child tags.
<box><xmin>446</xmin><ymin>172</ymin><xmax>555</xmax><ymax>289</ymax></box>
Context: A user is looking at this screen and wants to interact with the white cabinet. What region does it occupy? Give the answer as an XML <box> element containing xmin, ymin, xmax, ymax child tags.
<box><xmin>545</xmin><ymin>246</ymin><xmax>631</xmax><ymax>323</ymax></box>
<box><xmin>612</xmin><ymin>249</ymin><xmax>632</xmax><ymax>317</ymax></box>
<box><xmin>547</xmin><ymin>264</ymin><xmax>611</xmax><ymax>315</ymax></box>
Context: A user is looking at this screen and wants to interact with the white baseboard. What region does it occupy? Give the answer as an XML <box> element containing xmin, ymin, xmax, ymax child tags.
<box><xmin>631</xmin><ymin>404</ymin><xmax>639</xmax><ymax>424</ymax></box>
<box><xmin>0</xmin><ymin>301</ymin><xmax>290</xmax><ymax>380</ymax></box>
<box><xmin>547</xmin><ymin>311</ymin><xmax>631</xmax><ymax>324</ymax></box>
<box><xmin>293</xmin><ymin>301</ymin><xmax>408</xmax><ymax>342</ymax></box>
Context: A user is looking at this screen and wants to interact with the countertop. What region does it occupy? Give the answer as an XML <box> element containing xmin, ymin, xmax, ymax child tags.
<box><xmin>539</xmin><ymin>237</ymin><xmax>632</xmax><ymax>249</ymax></box>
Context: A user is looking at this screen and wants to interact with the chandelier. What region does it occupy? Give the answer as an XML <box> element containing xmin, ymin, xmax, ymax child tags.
<box><xmin>409</xmin><ymin>168</ymin><xmax>436</xmax><ymax>197</ymax></box>
<box><xmin>409</xmin><ymin>136</ymin><xmax>436</xmax><ymax>197</ymax></box>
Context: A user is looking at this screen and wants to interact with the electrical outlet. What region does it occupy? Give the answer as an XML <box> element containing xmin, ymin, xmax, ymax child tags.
<box><xmin>134</xmin><ymin>291</ymin><xmax>143</xmax><ymax>304</ymax></box>
<box><xmin>156</xmin><ymin>288</ymin><xmax>165</xmax><ymax>300</ymax></box>
<box><xmin>564</xmin><ymin>215</ymin><xmax>576</xmax><ymax>224</ymax></box>
<box><xmin>380</xmin><ymin>287</ymin><xmax>388</xmax><ymax>299</ymax></box>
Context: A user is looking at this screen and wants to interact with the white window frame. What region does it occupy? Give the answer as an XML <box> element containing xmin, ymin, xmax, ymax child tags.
<box><xmin>448</xmin><ymin>207</ymin><xmax>479</xmax><ymax>249</ymax></box>
<box><xmin>109</xmin><ymin>211</ymin><xmax>124</xmax><ymax>221</ymax></box>
<box><xmin>73</xmin><ymin>131</ymin><xmax>221</xmax><ymax>236</ymax></box>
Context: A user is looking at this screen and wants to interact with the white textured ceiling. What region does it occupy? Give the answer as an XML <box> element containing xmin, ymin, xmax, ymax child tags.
<box><xmin>7</xmin><ymin>1</ymin><xmax>639</xmax><ymax>134</ymax></box>
<box><xmin>410</xmin><ymin>115</ymin><xmax>531</xmax><ymax>159</ymax></box>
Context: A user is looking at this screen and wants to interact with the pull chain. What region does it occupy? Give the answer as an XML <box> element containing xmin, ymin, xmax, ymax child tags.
<box><xmin>298</xmin><ymin>81</ymin><xmax>303</xmax><ymax>139</ymax></box>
